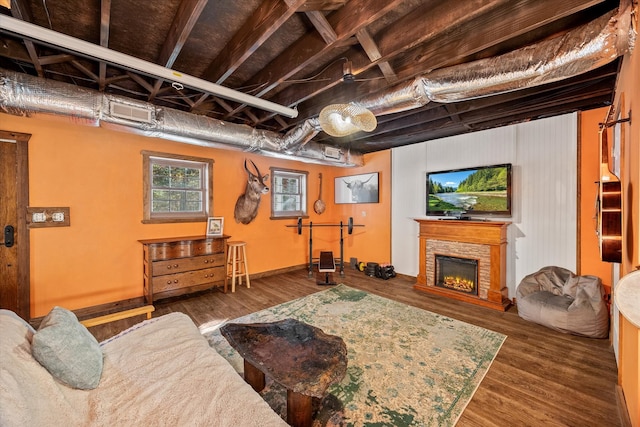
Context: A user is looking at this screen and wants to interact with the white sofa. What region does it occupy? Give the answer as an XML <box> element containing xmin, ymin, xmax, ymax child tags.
<box><xmin>0</xmin><ymin>308</ymin><xmax>287</xmax><ymax>426</ymax></box>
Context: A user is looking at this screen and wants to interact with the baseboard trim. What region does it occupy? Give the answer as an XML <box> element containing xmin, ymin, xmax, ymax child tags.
<box><xmin>29</xmin><ymin>265</ymin><xmax>310</xmax><ymax>328</ymax></box>
<box><xmin>395</xmin><ymin>272</ymin><xmax>417</xmax><ymax>281</ymax></box>
<box><xmin>248</xmin><ymin>264</ymin><xmax>307</xmax><ymax>279</ymax></box>
<box><xmin>616</xmin><ymin>384</ymin><xmax>633</xmax><ymax>427</ymax></box>
<box><xmin>30</xmin><ymin>296</ymin><xmax>147</xmax><ymax>328</ymax></box>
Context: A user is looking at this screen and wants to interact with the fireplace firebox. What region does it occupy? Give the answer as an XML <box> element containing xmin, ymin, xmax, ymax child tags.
<box><xmin>435</xmin><ymin>255</ymin><xmax>478</xmax><ymax>295</ymax></box>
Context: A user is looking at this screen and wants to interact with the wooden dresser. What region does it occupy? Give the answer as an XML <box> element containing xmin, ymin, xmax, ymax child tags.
<box><xmin>139</xmin><ymin>235</ymin><xmax>229</xmax><ymax>303</ymax></box>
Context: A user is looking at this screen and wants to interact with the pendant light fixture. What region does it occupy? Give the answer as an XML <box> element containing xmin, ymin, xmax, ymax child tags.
<box><xmin>318</xmin><ymin>60</ymin><xmax>377</xmax><ymax>137</ymax></box>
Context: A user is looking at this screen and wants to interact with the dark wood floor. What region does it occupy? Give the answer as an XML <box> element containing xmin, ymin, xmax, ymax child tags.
<box><xmin>88</xmin><ymin>268</ymin><xmax>622</xmax><ymax>426</ymax></box>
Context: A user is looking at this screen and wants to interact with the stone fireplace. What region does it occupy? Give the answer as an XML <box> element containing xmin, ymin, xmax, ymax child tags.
<box><xmin>414</xmin><ymin>219</ymin><xmax>511</xmax><ymax>311</ymax></box>
<box><xmin>435</xmin><ymin>255</ymin><xmax>478</xmax><ymax>295</ymax></box>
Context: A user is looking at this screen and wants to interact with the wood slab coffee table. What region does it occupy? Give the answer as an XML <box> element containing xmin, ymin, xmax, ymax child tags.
<box><xmin>220</xmin><ymin>318</ymin><xmax>347</xmax><ymax>427</ymax></box>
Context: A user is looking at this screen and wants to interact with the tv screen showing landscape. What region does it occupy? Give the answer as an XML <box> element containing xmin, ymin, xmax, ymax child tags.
<box><xmin>426</xmin><ymin>163</ymin><xmax>512</xmax><ymax>217</ymax></box>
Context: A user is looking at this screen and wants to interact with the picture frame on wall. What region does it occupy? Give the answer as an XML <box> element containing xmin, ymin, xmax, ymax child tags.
<box><xmin>335</xmin><ymin>172</ymin><xmax>379</xmax><ymax>204</ymax></box>
<box><xmin>206</xmin><ymin>217</ymin><xmax>224</xmax><ymax>236</ymax></box>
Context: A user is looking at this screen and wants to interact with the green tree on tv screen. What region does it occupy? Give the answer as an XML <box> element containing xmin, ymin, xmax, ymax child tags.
<box><xmin>457</xmin><ymin>168</ymin><xmax>507</xmax><ymax>192</ymax></box>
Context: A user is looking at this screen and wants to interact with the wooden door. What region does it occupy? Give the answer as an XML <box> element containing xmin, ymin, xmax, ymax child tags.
<box><xmin>0</xmin><ymin>130</ymin><xmax>30</xmax><ymax>319</ymax></box>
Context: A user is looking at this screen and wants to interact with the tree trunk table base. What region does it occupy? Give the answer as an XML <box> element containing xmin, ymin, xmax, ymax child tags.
<box><xmin>221</xmin><ymin>318</ymin><xmax>348</xmax><ymax>427</ymax></box>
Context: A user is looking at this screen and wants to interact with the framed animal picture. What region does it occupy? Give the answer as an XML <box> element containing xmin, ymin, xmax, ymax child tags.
<box><xmin>335</xmin><ymin>172</ymin><xmax>379</xmax><ymax>204</ymax></box>
<box><xmin>206</xmin><ymin>217</ymin><xmax>224</xmax><ymax>236</ymax></box>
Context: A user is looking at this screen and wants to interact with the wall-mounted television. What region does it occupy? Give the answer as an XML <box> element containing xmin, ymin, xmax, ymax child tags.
<box><xmin>426</xmin><ymin>163</ymin><xmax>512</xmax><ymax>217</ymax></box>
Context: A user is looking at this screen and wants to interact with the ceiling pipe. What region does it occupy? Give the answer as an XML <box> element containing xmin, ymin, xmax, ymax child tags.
<box><xmin>356</xmin><ymin>1</ymin><xmax>634</xmax><ymax>116</ymax></box>
<box><xmin>0</xmin><ymin>69</ymin><xmax>360</xmax><ymax>166</ymax></box>
<box><xmin>0</xmin><ymin>15</ymin><xmax>299</xmax><ymax>119</ymax></box>
<box><xmin>0</xmin><ymin>1</ymin><xmax>633</xmax><ymax>164</ymax></box>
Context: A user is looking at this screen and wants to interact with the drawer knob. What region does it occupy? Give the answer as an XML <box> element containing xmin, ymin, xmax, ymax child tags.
<box><xmin>204</xmin><ymin>260</ymin><xmax>209</xmax><ymax>263</ymax></box>
<box><xmin>174</xmin><ymin>279</ymin><xmax>178</xmax><ymax>283</ymax></box>
<box><xmin>174</xmin><ymin>264</ymin><xmax>179</xmax><ymax>268</ymax></box>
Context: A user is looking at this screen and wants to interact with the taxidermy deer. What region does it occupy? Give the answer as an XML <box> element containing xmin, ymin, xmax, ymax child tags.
<box><xmin>234</xmin><ymin>159</ymin><xmax>270</xmax><ymax>224</ymax></box>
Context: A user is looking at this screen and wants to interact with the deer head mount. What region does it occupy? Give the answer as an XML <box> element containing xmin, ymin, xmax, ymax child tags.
<box><xmin>234</xmin><ymin>159</ymin><xmax>270</xmax><ymax>224</ymax></box>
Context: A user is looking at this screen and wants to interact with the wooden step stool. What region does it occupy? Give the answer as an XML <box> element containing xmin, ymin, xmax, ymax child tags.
<box><xmin>226</xmin><ymin>241</ymin><xmax>250</xmax><ymax>293</ymax></box>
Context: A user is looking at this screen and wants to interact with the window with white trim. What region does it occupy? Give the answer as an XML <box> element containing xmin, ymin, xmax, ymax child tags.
<box><xmin>142</xmin><ymin>151</ymin><xmax>213</xmax><ymax>223</ymax></box>
<box><xmin>270</xmin><ymin>167</ymin><xmax>308</xmax><ymax>219</ymax></box>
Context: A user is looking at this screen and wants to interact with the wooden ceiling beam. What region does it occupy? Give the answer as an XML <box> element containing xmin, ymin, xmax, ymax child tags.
<box><xmin>157</xmin><ymin>0</ymin><xmax>208</xmax><ymax>68</ymax></box>
<box><xmin>126</xmin><ymin>71</ymin><xmax>155</xmax><ymax>93</ymax></box>
<box><xmin>148</xmin><ymin>0</ymin><xmax>208</xmax><ymax>101</ymax></box>
<box><xmin>288</xmin><ymin>0</ymin><xmax>607</xmax><ymax>125</ymax></box>
<box><xmin>201</xmin><ymin>0</ymin><xmax>305</xmax><ymax>85</ymax></box>
<box><xmin>224</xmin><ymin>0</ymin><xmax>406</xmax><ymax>119</ymax></box>
<box><xmin>194</xmin><ymin>0</ymin><xmax>305</xmax><ymax>123</ymax></box>
<box><xmin>339</xmin><ymin>61</ymin><xmax>618</xmax><ymax>146</ymax></box>
<box><xmin>352</xmin><ymin>82</ymin><xmax>614</xmax><ymax>152</ymax></box>
<box><xmin>305</xmin><ymin>11</ymin><xmax>337</xmax><ymax>44</ymax></box>
<box><xmin>0</xmin><ymin>37</ymin><xmax>35</xmax><ymax>62</ymax></box>
<box><xmin>294</xmin><ymin>0</ymin><xmax>347</xmax><ymax>12</ymax></box>
<box><xmin>70</xmin><ymin>59</ymin><xmax>99</xmax><ymax>82</ymax></box>
<box><xmin>98</xmin><ymin>0</ymin><xmax>111</xmax><ymax>90</ymax></box>
<box><xmin>9</xmin><ymin>0</ymin><xmax>43</xmax><ymax>77</ymax></box>
<box><xmin>392</xmin><ymin>0</ymin><xmax>605</xmax><ymax>77</ymax></box>
<box><xmin>262</xmin><ymin>0</ymin><xmax>510</xmax><ymax>123</ymax></box>
<box><xmin>38</xmin><ymin>53</ymin><xmax>75</xmax><ymax>65</ymax></box>
<box><xmin>355</xmin><ymin>28</ymin><xmax>397</xmax><ymax>83</ymax></box>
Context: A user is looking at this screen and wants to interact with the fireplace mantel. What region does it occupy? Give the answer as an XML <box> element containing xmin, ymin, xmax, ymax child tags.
<box><xmin>414</xmin><ymin>219</ymin><xmax>511</xmax><ymax>311</ymax></box>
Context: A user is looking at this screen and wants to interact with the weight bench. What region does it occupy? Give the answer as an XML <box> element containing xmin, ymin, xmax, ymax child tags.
<box><xmin>317</xmin><ymin>251</ymin><xmax>337</xmax><ymax>286</ymax></box>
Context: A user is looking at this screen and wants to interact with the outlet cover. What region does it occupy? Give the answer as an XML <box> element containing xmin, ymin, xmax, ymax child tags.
<box><xmin>26</xmin><ymin>207</ymin><xmax>70</xmax><ymax>228</ymax></box>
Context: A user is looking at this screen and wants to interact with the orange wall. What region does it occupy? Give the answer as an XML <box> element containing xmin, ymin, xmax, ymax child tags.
<box><xmin>617</xmin><ymin>50</ymin><xmax>640</xmax><ymax>276</ymax></box>
<box><xmin>614</xmin><ymin>20</ymin><xmax>640</xmax><ymax>425</ymax></box>
<box><xmin>578</xmin><ymin>107</ymin><xmax>615</xmax><ymax>290</ymax></box>
<box><xmin>0</xmin><ymin>112</ymin><xmax>391</xmax><ymax>317</ymax></box>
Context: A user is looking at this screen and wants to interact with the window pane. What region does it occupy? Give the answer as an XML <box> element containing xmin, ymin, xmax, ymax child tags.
<box><xmin>152</xmin><ymin>164</ymin><xmax>170</xmax><ymax>186</ymax></box>
<box><xmin>271</xmin><ymin>168</ymin><xmax>307</xmax><ymax>218</ymax></box>
<box><xmin>144</xmin><ymin>153</ymin><xmax>212</xmax><ymax>222</ymax></box>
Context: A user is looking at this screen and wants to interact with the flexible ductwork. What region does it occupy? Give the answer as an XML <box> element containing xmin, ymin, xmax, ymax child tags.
<box><xmin>0</xmin><ymin>1</ymin><xmax>634</xmax><ymax>163</ymax></box>
<box><xmin>0</xmin><ymin>70</ymin><xmax>360</xmax><ymax>166</ymax></box>
<box><xmin>357</xmin><ymin>1</ymin><xmax>634</xmax><ymax>115</ymax></box>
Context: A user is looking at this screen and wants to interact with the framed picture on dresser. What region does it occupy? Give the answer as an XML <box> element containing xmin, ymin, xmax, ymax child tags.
<box><xmin>206</xmin><ymin>217</ymin><xmax>224</xmax><ymax>237</ymax></box>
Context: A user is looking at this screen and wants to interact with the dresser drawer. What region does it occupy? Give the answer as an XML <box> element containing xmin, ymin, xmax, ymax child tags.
<box><xmin>152</xmin><ymin>253</ymin><xmax>225</xmax><ymax>276</ymax></box>
<box><xmin>152</xmin><ymin>266</ymin><xmax>225</xmax><ymax>293</ymax></box>
<box><xmin>191</xmin><ymin>240</ymin><xmax>225</xmax><ymax>256</ymax></box>
<box><xmin>146</xmin><ymin>239</ymin><xmax>225</xmax><ymax>261</ymax></box>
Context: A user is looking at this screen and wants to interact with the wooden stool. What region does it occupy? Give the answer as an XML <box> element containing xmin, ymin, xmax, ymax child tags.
<box><xmin>226</xmin><ymin>241</ymin><xmax>250</xmax><ymax>293</ymax></box>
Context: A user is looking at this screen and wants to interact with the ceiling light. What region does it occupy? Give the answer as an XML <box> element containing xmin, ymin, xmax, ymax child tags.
<box><xmin>342</xmin><ymin>60</ymin><xmax>355</xmax><ymax>83</ymax></box>
<box><xmin>318</xmin><ymin>103</ymin><xmax>377</xmax><ymax>137</ymax></box>
<box><xmin>0</xmin><ymin>15</ymin><xmax>298</xmax><ymax>118</ymax></box>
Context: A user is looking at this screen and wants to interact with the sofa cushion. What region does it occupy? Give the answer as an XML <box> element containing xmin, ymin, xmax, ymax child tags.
<box><xmin>32</xmin><ymin>306</ymin><xmax>103</xmax><ymax>390</ymax></box>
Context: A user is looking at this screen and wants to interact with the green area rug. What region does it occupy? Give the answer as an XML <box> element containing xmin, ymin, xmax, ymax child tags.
<box><xmin>205</xmin><ymin>284</ymin><xmax>506</xmax><ymax>426</ymax></box>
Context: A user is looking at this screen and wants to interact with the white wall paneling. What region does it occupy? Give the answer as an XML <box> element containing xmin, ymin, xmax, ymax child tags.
<box><xmin>391</xmin><ymin>113</ymin><xmax>578</xmax><ymax>299</ymax></box>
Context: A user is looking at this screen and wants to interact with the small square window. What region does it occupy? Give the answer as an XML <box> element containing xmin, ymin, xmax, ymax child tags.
<box><xmin>142</xmin><ymin>151</ymin><xmax>213</xmax><ymax>223</ymax></box>
<box><xmin>270</xmin><ymin>168</ymin><xmax>308</xmax><ymax>219</ymax></box>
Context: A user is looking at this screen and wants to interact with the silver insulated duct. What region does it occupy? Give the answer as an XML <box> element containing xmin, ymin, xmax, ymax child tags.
<box><xmin>357</xmin><ymin>1</ymin><xmax>634</xmax><ymax>116</ymax></box>
<box><xmin>0</xmin><ymin>71</ymin><xmax>361</xmax><ymax>166</ymax></box>
<box><xmin>0</xmin><ymin>0</ymin><xmax>634</xmax><ymax>161</ymax></box>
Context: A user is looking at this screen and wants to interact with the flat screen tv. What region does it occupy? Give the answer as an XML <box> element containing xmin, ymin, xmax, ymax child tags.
<box><xmin>426</xmin><ymin>163</ymin><xmax>512</xmax><ymax>217</ymax></box>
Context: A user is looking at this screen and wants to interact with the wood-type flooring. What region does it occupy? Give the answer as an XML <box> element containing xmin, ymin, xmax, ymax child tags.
<box><xmin>87</xmin><ymin>268</ymin><xmax>623</xmax><ymax>426</ymax></box>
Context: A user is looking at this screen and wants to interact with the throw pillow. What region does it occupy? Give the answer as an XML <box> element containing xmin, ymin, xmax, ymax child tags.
<box><xmin>32</xmin><ymin>306</ymin><xmax>103</xmax><ymax>390</ymax></box>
